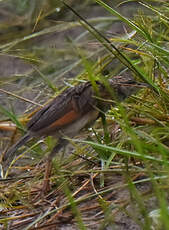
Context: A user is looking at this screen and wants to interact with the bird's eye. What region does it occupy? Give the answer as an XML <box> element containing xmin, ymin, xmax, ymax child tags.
<box><xmin>126</xmin><ymin>80</ymin><xmax>136</xmax><ymax>84</ymax></box>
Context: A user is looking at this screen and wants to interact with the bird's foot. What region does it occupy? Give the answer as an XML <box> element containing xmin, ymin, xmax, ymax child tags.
<box><xmin>32</xmin><ymin>178</ymin><xmax>51</xmax><ymax>202</ymax></box>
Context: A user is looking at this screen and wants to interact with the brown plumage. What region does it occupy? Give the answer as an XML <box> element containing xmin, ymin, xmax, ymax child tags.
<box><xmin>1</xmin><ymin>76</ymin><xmax>147</xmax><ymax>192</ymax></box>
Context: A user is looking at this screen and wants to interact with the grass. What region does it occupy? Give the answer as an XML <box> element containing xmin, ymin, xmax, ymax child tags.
<box><xmin>0</xmin><ymin>0</ymin><xmax>169</xmax><ymax>229</ymax></box>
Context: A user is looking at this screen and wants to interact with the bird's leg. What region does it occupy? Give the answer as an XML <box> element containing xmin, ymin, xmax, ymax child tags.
<box><xmin>42</xmin><ymin>157</ymin><xmax>52</xmax><ymax>194</ymax></box>
<box><xmin>41</xmin><ymin>138</ymin><xmax>69</xmax><ymax>194</ymax></box>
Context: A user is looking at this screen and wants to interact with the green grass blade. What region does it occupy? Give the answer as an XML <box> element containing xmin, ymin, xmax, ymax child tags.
<box><xmin>95</xmin><ymin>0</ymin><xmax>152</xmax><ymax>41</ymax></box>
<box><xmin>0</xmin><ymin>105</ymin><xmax>24</xmax><ymax>131</ymax></box>
<box><xmin>62</xmin><ymin>1</ymin><xmax>159</xmax><ymax>94</ymax></box>
<box><xmin>72</xmin><ymin>139</ymin><xmax>169</xmax><ymax>164</ymax></box>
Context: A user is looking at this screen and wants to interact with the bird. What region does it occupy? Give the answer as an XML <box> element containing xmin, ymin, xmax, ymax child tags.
<box><xmin>1</xmin><ymin>75</ymin><xmax>147</xmax><ymax>193</ymax></box>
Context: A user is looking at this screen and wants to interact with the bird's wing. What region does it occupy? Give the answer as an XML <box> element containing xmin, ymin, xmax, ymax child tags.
<box><xmin>27</xmin><ymin>82</ymin><xmax>96</xmax><ymax>133</ymax></box>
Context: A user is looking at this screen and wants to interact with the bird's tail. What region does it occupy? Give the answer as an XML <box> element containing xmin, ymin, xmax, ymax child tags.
<box><xmin>1</xmin><ymin>133</ymin><xmax>32</xmax><ymax>178</ymax></box>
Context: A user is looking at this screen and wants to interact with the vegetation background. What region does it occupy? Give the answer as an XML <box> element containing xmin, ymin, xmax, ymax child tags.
<box><xmin>0</xmin><ymin>0</ymin><xmax>169</xmax><ymax>229</ymax></box>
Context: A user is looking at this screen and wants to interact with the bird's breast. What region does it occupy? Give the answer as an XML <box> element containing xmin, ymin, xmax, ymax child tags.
<box><xmin>59</xmin><ymin>109</ymin><xmax>99</xmax><ymax>138</ymax></box>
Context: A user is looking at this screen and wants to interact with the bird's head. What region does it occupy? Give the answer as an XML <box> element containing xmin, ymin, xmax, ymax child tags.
<box><xmin>105</xmin><ymin>75</ymin><xmax>148</xmax><ymax>101</ymax></box>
